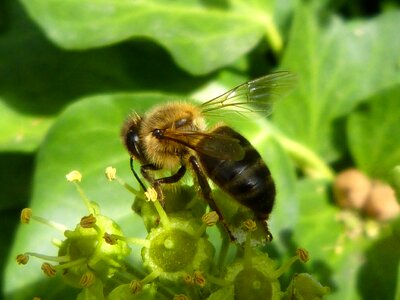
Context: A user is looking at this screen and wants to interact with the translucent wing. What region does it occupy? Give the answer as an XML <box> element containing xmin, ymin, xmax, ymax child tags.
<box><xmin>200</xmin><ymin>71</ymin><xmax>296</xmax><ymax>116</ymax></box>
<box><xmin>161</xmin><ymin>130</ymin><xmax>245</xmax><ymax>161</ymax></box>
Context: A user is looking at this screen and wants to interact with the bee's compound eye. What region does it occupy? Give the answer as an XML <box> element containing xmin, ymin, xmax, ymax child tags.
<box><xmin>126</xmin><ymin>131</ymin><xmax>144</xmax><ymax>160</ymax></box>
<box><xmin>153</xmin><ymin>129</ymin><xmax>164</xmax><ymax>139</ymax></box>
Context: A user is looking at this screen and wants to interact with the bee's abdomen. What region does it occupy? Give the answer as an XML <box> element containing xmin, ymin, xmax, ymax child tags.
<box><xmin>199</xmin><ymin>126</ymin><xmax>275</xmax><ymax>218</ymax></box>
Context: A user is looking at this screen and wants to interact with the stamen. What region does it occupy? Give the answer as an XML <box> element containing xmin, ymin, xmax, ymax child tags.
<box><xmin>202</xmin><ymin>211</ymin><xmax>219</xmax><ymax>226</ymax></box>
<box><xmin>272</xmin><ymin>248</ymin><xmax>309</xmax><ymax>278</ymax></box>
<box><xmin>66</xmin><ymin>170</ymin><xmax>82</xmax><ymax>182</ymax></box>
<box><xmin>117</xmin><ymin>177</ymin><xmax>141</xmax><ymax>197</ymax></box>
<box><xmin>243</xmin><ymin>219</ymin><xmax>257</xmax><ymax>232</ymax></box>
<box><xmin>129</xmin><ymin>280</ymin><xmax>142</xmax><ymax>294</ymax></box>
<box><xmin>20</xmin><ymin>208</ymin><xmax>32</xmax><ymax>224</ymax></box>
<box><xmin>104</xmin><ymin>233</ymin><xmax>150</xmax><ymax>248</ymax></box>
<box><xmin>194</xmin><ymin>271</ymin><xmax>206</xmax><ymax>287</ymax></box>
<box><xmin>52</xmin><ymin>257</ymin><xmax>87</xmax><ymax>271</ymax></box>
<box><xmin>16</xmin><ymin>254</ymin><xmax>29</xmax><ymax>265</ymax></box>
<box><xmin>105</xmin><ymin>166</ymin><xmax>141</xmax><ymax>197</ymax></box>
<box><xmin>80</xmin><ymin>271</ymin><xmax>96</xmax><ymax>288</ymax></box>
<box><xmin>22</xmin><ymin>252</ymin><xmax>70</xmax><ymax>263</ymax></box>
<box><xmin>103</xmin><ymin>232</ymin><xmax>118</xmax><ymax>245</ymax></box>
<box><xmin>183</xmin><ymin>273</ymin><xmax>194</xmax><ymax>285</ymax></box>
<box><xmin>296</xmin><ymin>248</ymin><xmax>310</xmax><ymax>263</ymax></box>
<box><xmin>146</xmin><ymin>189</ymin><xmax>171</xmax><ymax>229</ymax></box>
<box><xmin>243</xmin><ymin>219</ymin><xmax>257</xmax><ymax>269</ymax></box>
<box><xmin>20</xmin><ymin>208</ymin><xmax>68</xmax><ymax>233</ymax></box>
<box><xmin>194</xmin><ymin>223</ymin><xmax>207</xmax><ymax>239</ymax></box>
<box><xmin>141</xmin><ymin>269</ymin><xmax>162</xmax><ymax>284</ymax></box>
<box><xmin>194</xmin><ymin>212</ymin><xmax>219</xmax><ymax>239</ymax></box>
<box><xmin>80</xmin><ymin>214</ymin><xmax>97</xmax><ymax>228</ymax></box>
<box><xmin>144</xmin><ymin>187</ymin><xmax>158</xmax><ymax>202</ymax></box>
<box><xmin>41</xmin><ymin>263</ymin><xmax>56</xmax><ymax>277</ymax></box>
<box><xmin>73</xmin><ymin>181</ymin><xmax>96</xmax><ymax>215</ymax></box>
<box><xmin>66</xmin><ymin>171</ymin><xmax>96</xmax><ymax>215</ymax></box>
<box><xmin>105</xmin><ymin>166</ymin><xmax>117</xmax><ymax>181</ymax></box>
<box><xmin>173</xmin><ymin>294</ymin><xmax>189</xmax><ymax>300</ymax></box>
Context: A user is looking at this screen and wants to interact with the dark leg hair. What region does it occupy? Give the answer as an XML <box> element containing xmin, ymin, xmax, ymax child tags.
<box><xmin>188</xmin><ymin>156</ymin><xmax>235</xmax><ymax>241</ymax></box>
<box><xmin>140</xmin><ymin>163</ymin><xmax>187</xmax><ymax>203</ymax></box>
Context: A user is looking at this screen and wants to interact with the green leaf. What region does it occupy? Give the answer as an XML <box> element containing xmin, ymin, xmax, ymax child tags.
<box><xmin>290</xmin><ymin>179</ymin><xmax>400</xmax><ymax>299</ymax></box>
<box><xmin>274</xmin><ymin>5</ymin><xmax>400</xmax><ymax>161</ymax></box>
<box><xmin>292</xmin><ymin>179</ymin><xmax>341</xmax><ymax>259</ymax></box>
<box><xmin>395</xmin><ymin>257</ymin><xmax>400</xmax><ymax>300</ymax></box>
<box><xmin>0</xmin><ymin>153</ymin><xmax>34</xmax><ymax>209</ymax></box>
<box><xmin>0</xmin><ymin>99</ymin><xmax>53</xmax><ymax>152</ymax></box>
<box><xmin>357</xmin><ymin>220</ymin><xmax>400</xmax><ymax>300</ymax></box>
<box><xmin>0</xmin><ymin>0</ymin><xmax>207</xmax><ymax>151</ymax></box>
<box><xmin>347</xmin><ymin>85</ymin><xmax>400</xmax><ymax>180</ymax></box>
<box><xmin>291</xmin><ymin>179</ymin><xmax>362</xmax><ymax>300</ymax></box>
<box><xmin>258</xmin><ymin>135</ymin><xmax>298</xmax><ymax>241</ymax></box>
<box><xmin>19</xmin><ymin>0</ymin><xmax>283</xmax><ymax>75</ymax></box>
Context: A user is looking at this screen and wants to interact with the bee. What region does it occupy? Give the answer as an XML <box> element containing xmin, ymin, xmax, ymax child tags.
<box><xmin>121</xmin><ymin>72</ymin><xmax>295</xmax><ymax>241</ymax></box>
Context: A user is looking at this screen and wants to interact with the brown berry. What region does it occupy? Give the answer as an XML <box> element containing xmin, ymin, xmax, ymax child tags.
<box><xmin>363</xmin><ymin>180</ymin><xmax>400</xmax><ymax>221</ymax></box>
<box><xmin>334</xmin><ymin>169</ymin><xmax>371</xmax><ymax>209</ymax></box>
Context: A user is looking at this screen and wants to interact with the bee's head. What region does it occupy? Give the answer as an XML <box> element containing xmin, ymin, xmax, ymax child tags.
<box><xmin>121</xmin><ymin>113</ymin><xmax>147</xmax><ymax>163</ymax></box>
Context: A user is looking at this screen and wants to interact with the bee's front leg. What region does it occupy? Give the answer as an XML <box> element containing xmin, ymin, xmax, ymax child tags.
<box><xmin>140</xmin><ymin>164</ymin><xmax>164</xmax><ymax>203</ymax></box>
<box><xmin>141</xmin><ymin>164</ymin><xmax>187</xmax><ymax>206</ymax></box>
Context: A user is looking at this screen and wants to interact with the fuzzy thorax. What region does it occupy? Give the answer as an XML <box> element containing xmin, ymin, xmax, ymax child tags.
<box><xmin>140</xmin><ymin>102</ymin><xmax>207</xmax><ymax>169</ymax></box>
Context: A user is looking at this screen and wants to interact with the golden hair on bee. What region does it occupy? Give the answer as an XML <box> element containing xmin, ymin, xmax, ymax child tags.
<box><xmin>139</xmin><ymin>102</ymin><xmax>207</xmax><ymax>169</ymax></box>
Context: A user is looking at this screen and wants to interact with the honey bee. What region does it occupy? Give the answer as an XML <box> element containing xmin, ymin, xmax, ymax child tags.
<box><xmin>121</xmin><ymin>72</ymin><xmax>295</xmax><ymax>241</ymax></box>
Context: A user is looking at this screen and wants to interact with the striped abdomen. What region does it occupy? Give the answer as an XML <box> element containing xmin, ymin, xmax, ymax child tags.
<box><xmin>198</xmin><ymin>126</ymin><xmax>275</xmax><ymax>220</ymax></box>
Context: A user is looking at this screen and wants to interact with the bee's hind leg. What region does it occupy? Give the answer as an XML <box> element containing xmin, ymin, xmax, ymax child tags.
<box><xmin>188</xmin><ymin>156</ymin><xmax>236</xmax><ymax>242</ymax></box>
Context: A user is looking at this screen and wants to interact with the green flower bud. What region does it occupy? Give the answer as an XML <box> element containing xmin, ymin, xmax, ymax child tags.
<box><xmin>283</xmin><ymin>273</ymin><xmax>330</xmax><ymax>299</ymax></box>
<box><xmin>59</xmin><ymin>214</ymin><xmax>131</xmax><ymax>287</ymax></box>
<box><xmin>142</xmin><ymin>216</ymin><xmax>214</xmax><ymax>282</ymax></box>
<box><xmin>234</xmin><ymin>267</ymin><xmax>273</xmax><ymax>299</ymax></box>
<box><xmin>225</xmin><ymin>250</ymin><xmax>281</xmax><ymax>300</ymax></box>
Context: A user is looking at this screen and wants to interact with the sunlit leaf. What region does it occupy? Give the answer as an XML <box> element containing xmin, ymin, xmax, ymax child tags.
<box><xmin>347</xmin><ymin>85</ymin><xmax>400</xmax><ymax>180</ymax></box>
<box><xmin>19</xmin><ymin>0</ymin><xmax>284</xmax><ymax>74</ymax></box>
<box><xmin>274</xmin><ymin>5</ymin><xmax>400</xmax><ymax>161</ymax></box>
<box><xmin>0</xmin><ymin>100</ymin><xmax>52</xmax><ymax>152</ymax></box>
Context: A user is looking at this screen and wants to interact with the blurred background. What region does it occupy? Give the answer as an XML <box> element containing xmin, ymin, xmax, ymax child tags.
<box><xmin>1</xmin><ymin>0</ymin><xmax>400</xmax><ymax>299</ymax></box>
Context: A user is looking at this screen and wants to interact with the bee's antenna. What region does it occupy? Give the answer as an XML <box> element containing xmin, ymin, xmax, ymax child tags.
<box><xmin>130</xmin><ymin>157</ymin><xmax>147</xmax><ymax>191</ymax></box>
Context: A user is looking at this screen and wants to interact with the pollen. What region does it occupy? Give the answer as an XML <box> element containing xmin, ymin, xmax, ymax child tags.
<box><xmin>194</xmin><ymin>271</ymin><xmax>206</xmax><ymax>287</ymax></box>
<box><xmin>296</xmin><ymin>248</ymin><xmax>310</xmax><ymax>263</ymax></box>
<box><xmin>145</xmin><ymin>187</ymin><xmax>158</xmax><ymax>202</ymax></box>
<box><xmin>103</xmin><ymin>232</ymin><xmax>118</xmax><ymax>245</ymax></box>
<box><xmin>41</xmin><ymin>263</ymin><xmax>56</xmax><ymax>277</ymax></box>
<box><xmin>201</xmin><ymin>211</ymin><xmax>219</xmax><ymax>226</ymax></box>
<box><xmin>129</xmin><ymin>280</ymin><xmax>142</xmax><ymax>294</ymax></box>
<box><xmin>105</xmin><ymin>166</ymin><xmax>117</xmax><ymax>181</ymax></box>
<box><xmin>80</xmin><ymin>214</ymin><xmax>97</xmax><ymax>228</ymax></box>
<box><xmin>16</xmin><ymin>254</ymin><xmax>29</xmax><ymax>265</ymax></box>
<box><xmin>20</xmin><ymin>208</ymin><xmax>32</xmax><ymax>224</ymax></box>
<box><xmin>80</xmin><ymin>271</ymin><xmax>96</xmax><ymax>288</ymax></box>
<box><xmin>243</xmin><ymin>219</ymin><xmax>257</xmax><ymax>232</ymax></box>
<box><xmin>183</xmin><ymin>273</ymin><xmax>193</xmax><ymax>285</ymax></box>
<box><xmin>66</xmin><ymin>170</ymin><xmax>82</xmax><ymax>182</ymax></box>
